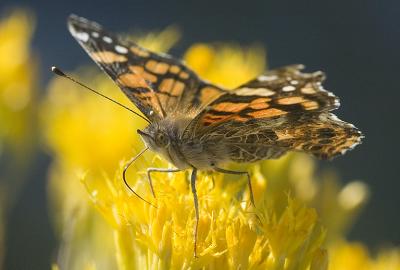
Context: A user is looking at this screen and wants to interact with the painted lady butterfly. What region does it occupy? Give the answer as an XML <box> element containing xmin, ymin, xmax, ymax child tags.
<box><xmin>64</xmin><ymin>14</ymin><xmax>363</xmax><ymax>256</ymax></box>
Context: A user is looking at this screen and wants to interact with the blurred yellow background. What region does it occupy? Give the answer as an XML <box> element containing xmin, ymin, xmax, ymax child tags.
<box><xmin>1</xmin><ymin>4</ymin><xmax>399</xmax><ymax>270</ymax></box>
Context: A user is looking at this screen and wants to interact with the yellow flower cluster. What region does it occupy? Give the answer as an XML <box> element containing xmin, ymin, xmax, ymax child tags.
<box><xmin>0</xmin><ymin>9</ymin><xmax>36</xmax><ymax>151</ymax></box>
<box><xmin>41</xmin><ymin>27</ymin><xmax>400</xmax><ymax>270</ymax></box>
<box><xmin>0</xmin><ymin>9</ymin><xmax>37</xmax><ymax>267</ymax></box>
<box><xmin>78</xmin><ymin>155</ymin><xmax>326</xmax><ymax>269</ymax></box>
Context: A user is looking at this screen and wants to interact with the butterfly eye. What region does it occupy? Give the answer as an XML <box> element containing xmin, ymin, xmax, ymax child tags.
<box><xmin>154</xmin><ymin>132</ymin><xmax>170</xmax><ymax>147</ymax></box>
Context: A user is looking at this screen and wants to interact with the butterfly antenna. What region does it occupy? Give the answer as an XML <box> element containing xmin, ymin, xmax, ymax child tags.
<box><xmin>122</xmin><ymin>146</ymin><xmax>157</xmax><ymax>208</ymax></box>
<box><xmin>51</xmin><ymin>66</ymin><xmax>151</xmax><ymax>124</ymax></box>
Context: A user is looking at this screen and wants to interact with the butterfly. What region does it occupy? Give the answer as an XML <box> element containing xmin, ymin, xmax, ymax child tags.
<box><xmin>66</xmin><ymin>14</ymin><xmax>363</xmax><ymax>256</ymax></box>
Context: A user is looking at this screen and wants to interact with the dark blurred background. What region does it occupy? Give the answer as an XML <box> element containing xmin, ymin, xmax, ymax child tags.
<box><xmin>1</xmin><ymin>0</ymin><xmax>399</xmax><ymax>269</ymax></box>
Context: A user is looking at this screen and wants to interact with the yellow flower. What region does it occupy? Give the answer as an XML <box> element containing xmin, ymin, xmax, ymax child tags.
<box><xmin>0</xmin><ymin>9</ymin><xmax>36</xmax><ymax>149</ymax></box>
<box><xmin>329</xmin><ymin>241</ymin><xmax>400</xmax><ymax>270</ymax></box>
<box><xmin>81</xmin><ymin>157</ymin><xmax>327</xmax><ymax>270</ymax></box>
<box><xmin>260</xmin><ymin>154</ymin><xmax>370</xmax><ymax>243</ymax></box>
<box><xmin>0</xmin><ymin>9</ymin><xmax>37</xmax><ymax>268</ymax></box>
<box><xmin>184</xmin><ymin>43</ymin><xmax>265</xmax><ymax>88</ymax></box>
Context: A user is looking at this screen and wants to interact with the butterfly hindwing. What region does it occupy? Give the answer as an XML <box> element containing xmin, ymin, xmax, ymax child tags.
<box><xmin>271</xmin><ymin>112</ymin><xmax>363</xmax><ymax>159</ymax></box>
<box><xmin>67</xmin><ymin>15</ymin><xmax>226</xmax><ymax>120</ymax></box>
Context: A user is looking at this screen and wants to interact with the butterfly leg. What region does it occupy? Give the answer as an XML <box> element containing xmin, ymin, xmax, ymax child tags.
<box><xmin>213</xmin><ymin>167</ymin><xmax>255</xmax><ymax>207</ymax></box>
<box><xmin>147</xmin><ymin>168</ymin><xmax>181</xmax><ymax>198</ymax></box>
<box><xmin>190</xmin><ymin>168</ymin><xmax>199</xmax><ymax>257</ymax></box>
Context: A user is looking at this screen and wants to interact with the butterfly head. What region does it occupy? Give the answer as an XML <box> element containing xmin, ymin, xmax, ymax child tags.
<box><xmin>137</xmin><ymin>126</ymin><xmax>192</xmax><ymax>170</ymax></box>
<box><xmin>137</xmin><ymin>128</ymin><xmax>170</xmax><ymax>150</ymax></box>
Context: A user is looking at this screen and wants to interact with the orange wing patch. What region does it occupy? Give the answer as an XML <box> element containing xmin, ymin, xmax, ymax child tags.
<box><xmin>159</xmin><ymin>79</ymin><xmax>185</xmax><ymax>96</ymax></box>
<box><xmin>249</xmin><ymin>103</ymin><xmax>270</xmax><ymax>110</ymax></box>
<box><xmin>198</xmin><ymin>86</ymin><xmax>225</xmax><ymax>106</ymax></box>
<box><xmin>248</xmin><ymin>108</ymin><xmax>287</xmax><ymax>118</ymax></box>
<box><xmin>128</xmin><ymin>65</ymin><xmax>158</xmax><ymax>83</ymax></box>
<box><xmin>212</xmin><ymin>102</ymin><xmax>249</xmax><ymax>112</ymax></box>
<box><xmin>169</xmin><ymin>65</ymin><xmax>181</xmax><ymax>74</ymax></box>
<box><xmin>91</xmin><ymin>51</ymin><xmax>127</xmax><ymax>63</ymax></box>
<box><xmin>145</xmin><ymin>60</ymin><xmax>169</xmax><ymax>74</ymax></box>
<box><xmin>276</xmin><ymin>96</ymin><xmax>320</xmax><ymax>110</ymax></box>
<box><xmin>277</xmin><ymin>96</ymin><xmax>305</xmax><ymax>105</ymax></box>
<box><xmin>159</xmin><ymin>79</ymin><xmax>174</xmax><ymax>93</ymax></box>
<box><xmin>117</xmin><ymin>72</ymin><xmax>164</xmax><ymax>117</ymax></box>
<box><xmin>302</xmin><ymin>100</ymin><xmax>319</xmax><ymax>110</ymax></box>
<box><xmin>171</xmin><ymin>81</ymin><xmax>185</xmax><ymax>96</ymax></box>
<box><xmin>248</xmin><ymin>102</ymin><xmax>270</xmax><ymax>110</ymax></box>
<box><xmin>248</xmin><ymin>97</ymin><xmax>271</xmax><ymax>110</ymax></box>
<box><xmin>179</xmin><ymin>71</ymin><xmax>190</xmax><ymax>79</ymax></box>
<box><xmin>157</xmin><ymin>78</ymin><xmax>186</xmax><ymax>109</ymax></box>
<box><xmin>118</xmin><ymin>73</ymin><xmax>149</xmax><ymax>88</ymax></box>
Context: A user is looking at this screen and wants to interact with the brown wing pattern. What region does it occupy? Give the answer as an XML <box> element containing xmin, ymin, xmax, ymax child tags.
<box><xmin>185</xmin><ymin>65</ymin><xmax>362</xmax><ymax>160</ymax></box>
<box><xmin>195</xmin><ymin>112</ymin><xmax>362</xmax><ymax>161</ymax></box>
<box><xmin>195</xmin><ymin>65</ymin><xmax>339</xmax><ymax>128</ymax></box>
<box><xmin>272</xmin><ymin>113</ymin><xmax>363</xmax><ymax>159</ymax></box>
<box><xmin>68</xmin><ymin>15</ymin><xmax>226</xmax><ymax>120</ymax></box>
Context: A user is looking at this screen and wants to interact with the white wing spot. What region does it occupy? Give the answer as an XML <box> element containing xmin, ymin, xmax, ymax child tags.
<box><xmin>102</xmin><ymin>36</ymin><xmax>112</xmax><ymax>43</ymax></box>
<box><xmin>282</xmin><ymin>85</ymin><xmax>296</xmax><ymax>92</ymax></box>
<box><xmin>75</xmin><ymin>32</ymin><xmax>89</xmax><ymax>42</ymax></box>
<box><xmin>235</xmin><ymin>87</ymin><xmax>275</xmax><ymax>97</ymax></box>
<box><xmin>115</xmin><ymin>45</ymin><xmax>128</xmax><ymax>54</ymax></box>
<box><xmin>92</xmin><ymin>32</ymin><xmax>99</xmax><ymax>38</ymax></box>
<box><xmin>258</xmin><ymin>75</ymin><xmax>278</xmax><ymax>82</ymax></box>
<box><xmin>290</xmin><ymin>80</ymin><xmax>299</xmax><ymax>85</ymax></box>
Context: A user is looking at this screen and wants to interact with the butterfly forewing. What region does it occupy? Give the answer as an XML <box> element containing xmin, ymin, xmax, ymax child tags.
<box><xmin>186</xmin><ymin>65</ymin><xmax>362</xmax><ymax>160</ymax></box>
<box><xmin>195</xmin><ymin>65</ymin><xmax>338</xmax><ymax>126</ymax></box>
<box><xmin>67</xmin><ymin>15</ymin><xmax>226</xmax><ymax>120</ymax></box>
